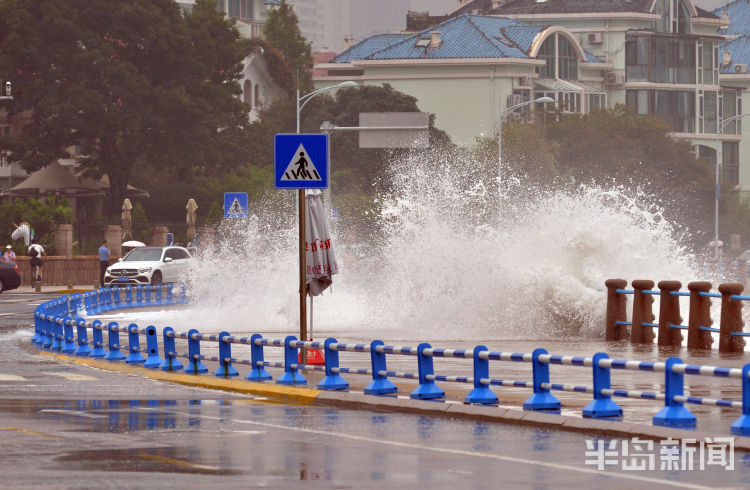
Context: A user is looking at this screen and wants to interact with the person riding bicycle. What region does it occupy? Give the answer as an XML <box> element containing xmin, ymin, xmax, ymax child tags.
<box><xmin>28</xmin><ymin>238</ymin><xmax>46</xmax><ymax>284</ymax></box>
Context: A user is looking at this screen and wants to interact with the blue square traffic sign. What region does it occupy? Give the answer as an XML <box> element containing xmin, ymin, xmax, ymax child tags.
<box><xmin>274</xmin><ymin>133</ymin><xmax>329</xmax><ymax>189</ymax></box>
<box><xmin>224</xmin><ymin>192</ymin><xmax>248</xmax><ymax>218</ymax></box>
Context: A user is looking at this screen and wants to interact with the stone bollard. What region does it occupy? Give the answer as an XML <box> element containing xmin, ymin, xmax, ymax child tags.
<box><xmin>657</xmin><ymin>280</ymin><xmax>683</xmax><ymax>347</ymax></box>
<box><xmin>687</xmin><ymin>281</ymin><xmax>713</xmax><ymax>350</ymax></box>
<box><xmin>631</xmin><ymin>279</ymin><xmax>656</xmax><ymax>344</ymax></box>
<box><xmin>605</xmin><ymin>279</ymin><xmax>629</xmax><ymax>341</ymax></box>
<box><xmin>719</xmin><ymin>283</ymin><xmax>746</xmax><ymax>354</ymax></box>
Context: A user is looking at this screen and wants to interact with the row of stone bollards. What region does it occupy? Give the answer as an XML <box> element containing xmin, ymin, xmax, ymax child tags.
<box><xmin>605</xmin><ymin>279</ymin><xmax>748</xmax><ymax>353</ymax></box>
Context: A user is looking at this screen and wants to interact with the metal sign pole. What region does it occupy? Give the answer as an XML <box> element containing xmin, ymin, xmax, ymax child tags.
<box><xmin>298</xmin><ymin>188</ymin><xmax>307</xmax><ymax>353</ymax></box>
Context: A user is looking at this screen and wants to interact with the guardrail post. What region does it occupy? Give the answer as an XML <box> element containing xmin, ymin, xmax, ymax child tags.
<box><xmin>51</xmin><ymin>318</ymin><xmax>63</xmax><ymax>352</ymax></box>
<box><xmin>90</xmin><ymin>320</ymin><xmax>106</xmax><ymax>357</ymax></box>
<box><xmin>411</xmin><ymin>343</ymin><xmax>445</xmax><ymax>400</ymax></box>
<box><xmin>605</xmin><ymin>279</ymin><xmax>629</xmax><ymax>340</ymax></box>
<box><xmin>583</xmin><ymin>352</ymin><xmax>622</xmax><ymax>418</ymax></box>
<box><xmin>631</xmin><ymin>279</ymin><xmax>655</xmax><ymax>344</ymax></box>
<box><xmin>657</xmin><ymin>281</ymin><xmax>683</xmax><ymax>347</ymax></box>
<box><xmin>154</xmin><ymin>285</ymin><xmax>164</xmax><ymax>306</ymax></box>
<box><xmin>687</xmin><ymin>281</ymin><xmax>713</xmax><ymax>350</ymax></box>
<box><xmin>142</xmin><ymin>326</ymin><xmax>163</xmax><ymax>369</ymax></box>
<box><xmin>41</xmin><ymin>315</ymin><xmax>52</xmax><ymax>349</ymax></box>
<box><xmin>653</xmin><ymin>357</ymin><xmax>696</xmax><ymax>429</ymax></box>
<box><xmin>111</xmin><ymin>287</ymin><xmax>121</xmax><ymax>310</ymax></box>
<box><xmin>165</xmin><ymin>284</ymin><xmax>174</xmax><ymax>305</ymax></box>
<box><xmin>731</xmin><ymin>364</ymin><xmax>750</xmax><ymax>435</ymax></box>
<box><xmin>719</xmin><ymin>283</ymin><xmax>745</xmax><ymax>353</ymax></box>
<box><xmin>523</xmin><ymin>348</ymin><xmax>561</xmax><ymax>412</ymax></box>
<box><xmin>61</xmin><ymin>316</ymin><xmax>76</xmax><ymax>354</ymax></box>
<box><xmin>317</xmin><ymin>338</ymin><xmax>349</xmax><ymax>390</ymax></box>
<box><xmin>32</xmin><ymin>309</ymin><xmax>42</xmax><ymax>345</ymax></box>
<box><xmin>135</xmin><ymin>286</ymin><xmax>144</xmax><ymax>308</ymax></box>
<box><xmin>106</xmin><ymin>321</ymin><xmax>126</xmax><ymax>361</ymax></box>
<box><xmin>215</xmin><ymin>331</ymin><xmax>239</xmax><ymax>378</ymax></box>
<box><xmin>74</xmin><ymin>319</ymin><xmax>92</xmax><ymax>357</ymax></box>
<box><xmin>124</xmin><ymin>286</ymin><xmax>134</xmax><ymax>308</ymax></box>
<box><xmin>184</xmin><ymin>328</ymin><xmax>208</xmax><ymax>374</ymax></box>
<box><xmin>246</xmin><ymin>334</ymin><xmax>272</xmax><ymax>381</ymax></box>
<box><xmin>465</xmin><ymin>345</ymin><xmax>498</xmax><ymax>405</ymax></box>
<box><xmin>364</xmin><ymin>340</ymin><xmax>398</xmax><ymax>395</ymax></box>
<box><xmin>160</xmin><ymin>327</ymin><xmax>183</xmax><ymax>371</ymax></box>
<box><xmin>125</xmin><ymin>323</ymin><xmax>146</xmax><ymax>364</ymax></box>
<box><xmin>277</xmin><ymin>335</ymin><xmax>307</xmax><ymax>385</ymax></box>
<box><xmin>144</xmin><ymin>286</ymin><xmax>152</xmax><ymax>306</ymax></box>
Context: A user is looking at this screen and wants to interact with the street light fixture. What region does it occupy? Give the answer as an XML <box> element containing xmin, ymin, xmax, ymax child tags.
<box><xmin>712</xmin><ymin>113</ymin><xmax>748</xmax><ymax>259</ymax></box>
<box><xmin>497</xmin><ymin>96</ymin><xmax>554</xmax><ymax>229</ymax></box>
<box><xmin>294</xmin><ymin>80</ymin><xmax>357</xmax><ymax>345</ymax></box>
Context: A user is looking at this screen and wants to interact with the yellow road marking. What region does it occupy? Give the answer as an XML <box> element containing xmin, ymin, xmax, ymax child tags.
<box><xmin>0</xmin><ymin>427</ymin><xmax>55</xmax><ymax>438</ymax></box>
<box><xmin>136</xmin><ymin>454</ymin><xmax>221</xmax><ymax>471</ymax></box>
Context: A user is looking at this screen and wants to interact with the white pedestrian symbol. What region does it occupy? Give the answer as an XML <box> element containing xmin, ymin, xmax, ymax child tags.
<box><xmin>281</xmin><ymin>144</ymin><xmax>322</xmax><ymax>181</ymax></box>
<box><xmin>227</xmin><ymin>198</ymin><xmax>245</xmax><ymax>216</ymax></box>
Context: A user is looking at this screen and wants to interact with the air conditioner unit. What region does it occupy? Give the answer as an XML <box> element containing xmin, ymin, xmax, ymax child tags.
<box><xmin>588</xmin><ymin>32</ymin><xmax>603</xmax><ymax>44</ymax></box>
<box><xmin>507</xmin><ymin>94</ymin><xmax>523</xmax><ymax>107</ymax></box>
<box><xmin>605</xmin><ymin>71</ymin><xmax>625</xmax><ymax>86</ymax></box>
<box><xmin>735</xmin><ymin>63</ymin><xmax>748</xmax><ymax>74</ymax></box>
<box><xmin>519</xmin><ymin>76</ymin><xmax>532</xmax><ymax>87</ymax></box>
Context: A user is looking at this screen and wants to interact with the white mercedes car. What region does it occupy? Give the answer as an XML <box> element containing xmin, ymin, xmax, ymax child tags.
<box><xmin>104</xmin><ymin>246</ymin><xmax>192</xmax><ymax>286</ymax></box>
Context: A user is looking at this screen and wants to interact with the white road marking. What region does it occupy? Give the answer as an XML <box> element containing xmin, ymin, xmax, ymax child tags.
<box><xmin>0</xmin><ymin>374</ymin><xmax>26</xmax><ymax>381</ymax></box>
<box><xmin>40</xmin><ymin>372</ymin><xmax>97</xmax><ymax>381</ymax></box>
<box><xmin>143</xmin><ymin>408</ymin><xmax>721</xmax><ymax>490</ymax></box>
<box><xmin>38</xmin><ymin>409</ymin><xmax>107</xmax><ymax>419</ymax></box>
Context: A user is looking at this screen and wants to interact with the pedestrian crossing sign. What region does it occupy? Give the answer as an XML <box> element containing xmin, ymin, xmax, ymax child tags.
<box><xmin>274</xmin><ymin>134</ymin><xmax>329</xmax><ymax>189</ymax></box>
<box><xmin>224</xmin><ymin>192</ymin><xmax>248</xmax><ymax>218</ymax></box>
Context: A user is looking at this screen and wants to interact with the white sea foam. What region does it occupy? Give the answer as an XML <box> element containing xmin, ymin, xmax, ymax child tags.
<box><xmin>130</xmin><ymin>148</ymin><xmax>704</xmax><ymax>341</ymax></box>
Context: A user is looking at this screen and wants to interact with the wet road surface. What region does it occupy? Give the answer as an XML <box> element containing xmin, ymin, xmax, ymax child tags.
<box><xmin>4</xmin><ymin>294</ymin><xmax>750</xmax><ymax>487</ymax></box>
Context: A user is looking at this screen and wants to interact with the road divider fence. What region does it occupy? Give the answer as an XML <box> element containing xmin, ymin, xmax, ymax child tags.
<box><xmin>32</xmin><ymin>286</ymin><xmax>750</xmax><ymax>436</ymax></box>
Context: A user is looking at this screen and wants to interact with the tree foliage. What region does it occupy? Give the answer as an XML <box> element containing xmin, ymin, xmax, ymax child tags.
<box><xmin>0</xmin><ymin>0</ymin><xmax>251</xmax><ymax>216</ymax></box>
<box><xmin>263</xmin><ymin>0</ymin><xmax>314</xmax><ymax>94</ymax></box>
<box><xmin>0</xmin><ymin>197</ymin><xmax>73</xmax><ymax>254</ymax></box>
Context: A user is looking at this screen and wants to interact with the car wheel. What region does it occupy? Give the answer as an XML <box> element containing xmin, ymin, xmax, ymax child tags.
<box><xmin>151</xmin><ymin>271</ymin><xmax>162</xmax><ymax>285</ymax></box>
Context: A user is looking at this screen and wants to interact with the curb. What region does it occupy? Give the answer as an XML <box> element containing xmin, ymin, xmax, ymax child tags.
<box><xmin>38</xmin><ymin>350</ymin><xmax>750</xmax><ymax>451</ymax></box>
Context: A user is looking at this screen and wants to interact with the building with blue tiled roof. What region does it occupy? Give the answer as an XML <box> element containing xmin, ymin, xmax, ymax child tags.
<box><xmin>316</xmin><ymin>1</ymin><xmax>750</xmax><ymax>204</ymax></box>
<box><xmin>320</xmin><ymin>14</ymin><xmax>608</xmax><ymax>144</ymax></box>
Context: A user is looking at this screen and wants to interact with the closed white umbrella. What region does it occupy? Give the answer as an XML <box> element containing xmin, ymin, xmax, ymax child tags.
<box><xmin>305</xmin><ymin>189</ymin><xmax>338</xmax><ymax>343</ymax></box>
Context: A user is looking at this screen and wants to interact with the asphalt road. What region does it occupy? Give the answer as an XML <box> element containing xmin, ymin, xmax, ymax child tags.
<box><xmin>3</xmin><ymin>292</ymin><xmax>750</xmax><ymax>488</ymax></box>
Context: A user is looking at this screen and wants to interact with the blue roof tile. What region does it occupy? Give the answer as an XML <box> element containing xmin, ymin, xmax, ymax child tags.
<box><xmin>720</xmin><ymin>35</ymin><xmax>750</xmax><ymax>73</ymax></box>
<box><xmin>714</xmin><ymin>0</ymin><xmax>750</xmax><ymax>36</ymax></box>
<box><xmin>330</xmin><ymin>33</ymin><xmax>411</xmax><ymax>63</ymax></box>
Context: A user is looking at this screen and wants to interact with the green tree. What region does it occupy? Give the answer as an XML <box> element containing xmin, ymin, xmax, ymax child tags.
<box><xmin>264</xmin><ymin>0</ymin><xmax>314</xmax><ymax>93</ymax></box>
<box><xmin>0</xmin><ymin>0</ymin><xmax>250</xmax><ymax>216</ymax></box>
<box><xmin>0</xmin><ymin>197</ymin><xmax>73</xmax><ymax>254</ymax></box>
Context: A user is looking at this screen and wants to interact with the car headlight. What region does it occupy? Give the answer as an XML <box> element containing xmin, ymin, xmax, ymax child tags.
<box><xmin>139</xmin><ymin>267</ymin><xmax>152</xmax><ymax>273</ymax></box>
<box><xmin>105</xmin><ymin>268</ymin><xmax>111</xmax><ymax>274</ymax></box>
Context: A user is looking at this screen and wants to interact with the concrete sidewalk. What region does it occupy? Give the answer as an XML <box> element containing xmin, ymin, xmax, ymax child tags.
<box><xmin>7</xmin><ymin>285</ymin><xmax>94</xmax><ymax>295</ymax></box>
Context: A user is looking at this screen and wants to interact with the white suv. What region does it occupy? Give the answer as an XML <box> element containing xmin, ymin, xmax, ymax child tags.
<box><xmin>104</xmin><ymin>246</ymin><xmax>192</xmax><ymax>286</ymax></box>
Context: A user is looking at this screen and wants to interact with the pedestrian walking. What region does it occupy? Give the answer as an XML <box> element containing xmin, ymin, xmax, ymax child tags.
<box><xmin>98</xmin><ymin>239</ymin><xmax>110</xmax><ymax>287</ymax></box>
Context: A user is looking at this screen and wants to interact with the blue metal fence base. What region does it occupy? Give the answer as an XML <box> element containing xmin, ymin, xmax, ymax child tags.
<box><xmin>185</xmin><ymin>360</ymin><xmax>208</xmax><ymax>375</ymax></box>
<box><xmin>214</xmin><ymin>364</ymin><xmax>239</xmax><ymax>377</ymax></box>
<box><xmin>276</xmin><ymin>371</ymin><xmax>307</xmax><ymax>385</ymax></box>
<box><xmin>160</xmin><ymin>357</ymin><xmax>184</xmax><ymax>372</ymax></box>
<box><xmin>653</xmin><ymin>406</ymin><xmax>697</xmax><ymax>429</ymax></box>
<box><xmin>523</xmin><ymin>393</ymin><xmax>562</xmax><ymax>412</ymax></box>
<box><xmin>583</xmin><ymin>398</ymin><xmax>623</xmax><ymax>419</ymax></box>
<box><xmin>246</xmin><ymin>368</ymin><xmax>272</xmax><ymax>382</ymax></box>
<box><xmin>317</xmin><ymin>375</ymin><xmax>348</xmax><ymax>390</ymax></box>
<box><xmin>731</xmin><ymin>415</ymin><xmax>750</xmax><ymax>435</ymax></box>
<box><xmin>364</xmin><ymin>379</ymin><xmax>398</xmax><ymax>395</ymax></box>
<box><xmin>464</xmin><ymin>386</ymin><xmax>499</xmax><ymax>405</ymax></box>
<box><xmin>410</xmin><ymin>383</ymin><xmax>445</xmax><ymax>400</ymax></box>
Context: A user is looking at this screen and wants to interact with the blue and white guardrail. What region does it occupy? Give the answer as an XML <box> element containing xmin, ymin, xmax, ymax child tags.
<box><xmin>32</xmin><ymin>286</ymin><xmax>750</xmax><ymax>436</ymax></box>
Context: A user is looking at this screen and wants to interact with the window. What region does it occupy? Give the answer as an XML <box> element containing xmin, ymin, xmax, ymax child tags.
<box><xmin>244</xmin><ymin>0</ymin><xmax>253</xmax><ymax>18</ymax></box>
<box><xmin>588</xmin><ymin>93</ymin><xmax>606</xmax><ymax>111</ymax></box>
<box><xmin>653</xmin><ymin>0</ymin><xmax>691</xmax><ymax>33</ymax></box>
<box><xmin>228</xmin><ymin>0</ymin><xmax>240</xmax><ymax>17</ymax></box>
<box><xmin>0</xmin><ymin>125</ymin><xmax>10</xmax><ymax>137</ymax></box>
<box><xmin>723</xmin><ymin>142</ymin><xmax>739</xmax><ymax>186</ymax></box>
<box><xmin>244</xmin><ymin>80</ymin><xmax>252</xmax><ymax>106</ymax></box>
<box><xmin>704</xmin><ymin>91</ymin><xmax>717</xmax><ymax>134</ymax></box>
<box><xmin>626</xmin><ymin>89</ymin><xmax>695</xmax><ymax>132</ymax></box>
<box><xmin>254</xmin><ymin>85</ymin><xmax>260</xmax><ymax>108</ymax></box>
<box><xmin>536</xmin><ymin>34</ymin><xmax>579</xmax><ymax>80</ymax></box>
<box><xmin>625</xmin><ymin>35</ymin><xmax>695</xmax><ymax>83</ymax></box>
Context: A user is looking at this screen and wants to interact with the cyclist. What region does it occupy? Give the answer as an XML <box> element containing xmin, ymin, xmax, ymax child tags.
<box><xmin>28</xmin><ymin>238</ymin><xmax>46</xmax><ymax>285</ymax></box>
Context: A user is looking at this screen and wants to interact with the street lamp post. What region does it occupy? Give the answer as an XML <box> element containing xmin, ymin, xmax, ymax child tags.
<box><xmin>497</xmin><ymin>96</ymin><xmax>553</xmax><ymax>229</ymax></box>
<box><xmin>295</xmin><ymin>81</ymin><xmax>356</xmax><ymax>345</ymax></box>
<box><xmin>714</xmin><ymin>113</ymin><xmax>747</xmax><ymax>259</ymax></box>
